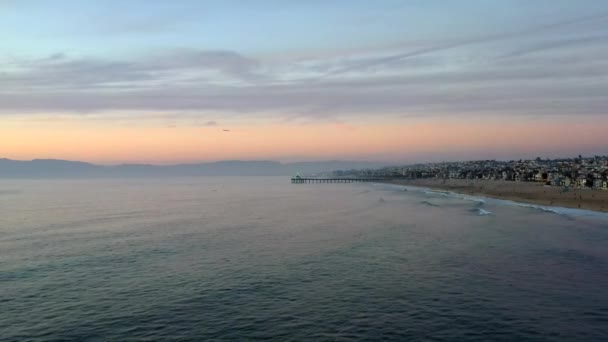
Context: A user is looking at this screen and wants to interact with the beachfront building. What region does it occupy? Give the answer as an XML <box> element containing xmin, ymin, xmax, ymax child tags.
<box><xmin>593</xmin><ymin>179</ymin><xmax>604</xmax><ymax>190</ymax></box>
<box><xmin>334</xmin><ymin>156</ymin><xmax>608</xmax><ymax>190</ymax></box>
<box><xmin>335</xmin><ymin>155</ymin><xmax>608</xmax><ymax>191</ymax></box>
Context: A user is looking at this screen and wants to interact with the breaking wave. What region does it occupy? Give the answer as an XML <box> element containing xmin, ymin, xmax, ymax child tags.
<box><xmin>420</xmin><ymin>200</ymin><xmax>440</xmax><ymax>207</ymax></box>
<box><xmin>470</xmin><ymin>208</ymin><xmax>492</xmax><ymax>216</ymax></box>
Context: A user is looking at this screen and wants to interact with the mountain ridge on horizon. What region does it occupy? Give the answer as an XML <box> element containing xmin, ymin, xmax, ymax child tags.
<box><xmin>0</xmin><ymin>158</ymin><xmax>394</xmax><ymax>178</ymax></box>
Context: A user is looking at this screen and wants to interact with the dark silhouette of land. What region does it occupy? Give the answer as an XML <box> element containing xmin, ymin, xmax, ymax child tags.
<box><xmin>0</xmin><ymin>158</ymin><xmax>390</xmax><ymax>178</ymax></box>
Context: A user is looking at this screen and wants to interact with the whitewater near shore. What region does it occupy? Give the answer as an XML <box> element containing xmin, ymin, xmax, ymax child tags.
<box><xmin>386</xmin><ymin>179</ymin><xmax>608</xmax><ymax>213</ymax></box>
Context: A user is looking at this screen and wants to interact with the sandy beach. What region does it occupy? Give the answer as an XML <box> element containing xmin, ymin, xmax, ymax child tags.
<box><xmin>387</xmin><ymin>179</ymin><xmax>608</xmax><ymax>213</ymax></box>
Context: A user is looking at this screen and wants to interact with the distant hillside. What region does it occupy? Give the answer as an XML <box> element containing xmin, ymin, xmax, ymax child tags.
<box><xmin>0</xmin><ymin>158</ymin><xmax>391</xmax><ymax>178</ymax></box>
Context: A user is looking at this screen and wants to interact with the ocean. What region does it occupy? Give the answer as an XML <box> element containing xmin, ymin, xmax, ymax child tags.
<box><xmin>1</xmin><ymin>177</ymin><xmax>608</xmax><ymax>341</ymax></box>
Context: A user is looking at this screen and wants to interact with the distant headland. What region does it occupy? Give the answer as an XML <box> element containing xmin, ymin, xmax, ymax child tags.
<box><xmin>0</xmin><ymin>158</ymin><xmax>390</xmax><ymax>178</ymax></box>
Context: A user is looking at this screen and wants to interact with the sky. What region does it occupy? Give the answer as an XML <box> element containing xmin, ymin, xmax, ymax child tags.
<box><xmin>1</xmin><ymin>0</ymin><xmax>608</xmax><ymax>164</ymax></box>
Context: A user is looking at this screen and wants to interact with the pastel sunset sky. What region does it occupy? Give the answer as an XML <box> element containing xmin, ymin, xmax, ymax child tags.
<box><xmin>2</xmin><ymin>0</ymin><xmax>607</xmax><ymax>164</ymax></box>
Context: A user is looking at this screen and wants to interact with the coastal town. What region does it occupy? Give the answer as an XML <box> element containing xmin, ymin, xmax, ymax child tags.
<box><xmin>333</xmin><ymin>156</ymin><xmax>608</xmax><ymax>190</ymax></box>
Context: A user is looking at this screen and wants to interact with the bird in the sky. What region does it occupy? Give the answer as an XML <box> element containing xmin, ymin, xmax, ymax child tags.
<box><xmin>223</xmin><ymin>129</ymin><xmax>231</xmax><ymax>132</ymax></box>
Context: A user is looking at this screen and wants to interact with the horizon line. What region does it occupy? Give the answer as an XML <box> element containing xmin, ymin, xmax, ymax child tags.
<box><xmin>2</xmin><ymin>154</ymin><xmax>607</xmax><ymax>168</ymax></box>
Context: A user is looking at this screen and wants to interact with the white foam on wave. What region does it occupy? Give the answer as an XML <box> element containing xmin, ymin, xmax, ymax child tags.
<box><xmin>497</xmin><ymin>200</ymin><xmax>597</xmax><ymax>218</ymax></box>
<box><xmin>424</xmin><ymin>189</ymin><xmax>450</xmax><ymax>196</ymax></box>
<box><xmin>509</xmin><ymin>202</ymin><xmax>564</xmax><ymax>215</ymax></box>
<box><xmin>424</xmin><ymin>189</ymin><xmax>486</xmax><ymax>204</ymax></box>
<box><xmin>476</xmin><ymin>208</ymin><xmax>492</xmax><ymax>216</ymax></box>
<box><xmin>468</xmin><ymin>207</ymin><xmax>492</xmax><ymax>216</ymax></box>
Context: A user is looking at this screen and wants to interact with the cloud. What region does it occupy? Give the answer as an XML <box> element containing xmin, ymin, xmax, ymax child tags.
<box><xmin>200</xmin><ymin>120</ymin><xmax>218</xmax><ymax>127</ymax></box>
<box><xmin>327</xmin><ymin>12</ymin><xmax>608</xmax><ymax>75</ymax></box>
<box><xmin>1</xmin><ymin>12</ymin><xmax>608</xmax><ymax>120</ymax></box>
<box><xmin>496</xmin><ymin>34</ymin><xmax>608</xmax><ymax>59</ymax></box>
<box><xmin>0</xmin><ymin>48</ymin><xmax>261</xmax><ymax>91</ymax></box>
<box><xmin>2</xmin><ymin>57</ymin><xmax>607</xmax><ymax>118</ymax></box>
<box><xmin>147</xmin><ymin>49</ymin><xmax>262</xmax><ymax>80</ymax></box>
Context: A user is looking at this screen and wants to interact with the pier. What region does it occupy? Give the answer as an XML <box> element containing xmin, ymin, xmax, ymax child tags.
<box><xmin>291</xmin><ymin>177</ymin><xmax>388</xmax><ymax>184</ymax></box>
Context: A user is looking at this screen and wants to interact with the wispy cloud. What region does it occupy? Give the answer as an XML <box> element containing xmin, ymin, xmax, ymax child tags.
<box><xmin>1</xmin><ymin>12</ymin><xmax>607</xmax><ymax>121</ymax></box>
<box><xmin>0</xmin><ymin>49</ymin><xmax>262</xmax><ymax>91</ymax></box>
<box><xmin>496</xmin><ymin>34</ymin><xmax>608</xmax><ymax>59</ymax></box>
<box><xmin>327</xmin><ymin>12</ymin><xmax>608</xmax><ymax>75</ymax></box>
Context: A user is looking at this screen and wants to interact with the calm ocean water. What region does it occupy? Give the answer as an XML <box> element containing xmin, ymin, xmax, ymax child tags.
<box><xmin>1</xmin><ymin>177</ymin><xmax>608</xmax><ymax>341</ymax></box>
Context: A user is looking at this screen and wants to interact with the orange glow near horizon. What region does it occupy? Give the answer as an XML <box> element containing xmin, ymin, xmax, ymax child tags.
<box><xmin>2</xmin><ymin>116</ymin><xmax>607</xmax><ymax>164</ymax></box>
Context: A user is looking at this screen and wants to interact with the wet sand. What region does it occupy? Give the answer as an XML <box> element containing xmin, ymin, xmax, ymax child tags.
<box><xmin>387</xmin><ymin>179</ymin><xmax>608</xmax><ymax>213</ymax></box>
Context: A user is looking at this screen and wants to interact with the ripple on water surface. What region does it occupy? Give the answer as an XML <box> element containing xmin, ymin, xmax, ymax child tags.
<box><xmin>1</xmin><ymin>178</ymin><xmax>608</xmax><ymax>341</ymax></box>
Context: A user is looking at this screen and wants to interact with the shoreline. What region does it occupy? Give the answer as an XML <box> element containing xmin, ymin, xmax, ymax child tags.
<box><xmin>384</xmin><ymin>179</ymin><xmax>608</xmax><ymax>213</ymax></box>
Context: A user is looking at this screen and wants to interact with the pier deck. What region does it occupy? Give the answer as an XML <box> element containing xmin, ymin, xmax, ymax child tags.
<box><xmin>291</xmin><ymin>177</ymin><xmax>388</xmax><ymax>184</ymax></box>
